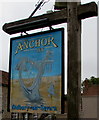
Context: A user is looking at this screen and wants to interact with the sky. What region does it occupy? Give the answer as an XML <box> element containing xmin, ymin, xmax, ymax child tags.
<box><xmin>0</xmin><ymin>0</ymin><xmax>98</xmax><ymax>93</ymax></box>
<box><xmin>10</xmin><ymin>30</ymin><xmax>63</xmax><ymax>79</ymax></box>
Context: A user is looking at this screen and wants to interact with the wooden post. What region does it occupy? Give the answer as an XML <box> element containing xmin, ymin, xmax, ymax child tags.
<box><xmin>2</xmin><ymin>1</ymin><xmax>97</xmax><ymax>119</ymax></box>
<box><xmin>67</xmin><ymin>1</ymin><xmax>81</xmax><ymax>119</ymax></box>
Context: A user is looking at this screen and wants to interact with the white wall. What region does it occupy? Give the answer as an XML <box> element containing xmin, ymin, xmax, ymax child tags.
<box><xmin>81</xmin><ymin>96</ymin><xmax>98</xmax><ymax>119</ymax></box>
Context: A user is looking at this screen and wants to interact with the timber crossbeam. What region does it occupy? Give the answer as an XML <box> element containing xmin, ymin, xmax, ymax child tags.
<box><xmin>3</xmin><ymin>2</ymin><xmax>98</xmax><ymax>35</ymax></box>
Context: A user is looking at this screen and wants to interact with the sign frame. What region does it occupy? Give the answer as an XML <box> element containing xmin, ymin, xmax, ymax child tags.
<box><xmin>8</xmin><ymin>28</ymin><xmax>65</xmax><ymax>114</ymax></box>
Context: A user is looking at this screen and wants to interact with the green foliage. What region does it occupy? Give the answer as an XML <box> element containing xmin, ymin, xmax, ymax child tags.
<box><xmin>83</xmin><ymin>76</ymin><xmax>99</xmax><ymax>85</ymax></box>
<box><xmin>89</xmin><ymin>76</ymin><xmax>99</xmax><ymax>85</ymax></box>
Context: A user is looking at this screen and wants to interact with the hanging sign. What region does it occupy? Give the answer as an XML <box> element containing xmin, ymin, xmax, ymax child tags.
<box><xmin>9</xmin><ymin>28</ymin><xmax>64</xmax><ymax>114</ymax></box>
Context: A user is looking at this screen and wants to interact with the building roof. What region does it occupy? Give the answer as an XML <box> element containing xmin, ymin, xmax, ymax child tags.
<box><xmin>0</xmin><ymin>70</ymin><xmax>9</xmax><ymax>86</ymax></box>
<box><xmin>82</xmin><ymin>79</ymin><xmax>99</xmax><ymax>96</ymax></box>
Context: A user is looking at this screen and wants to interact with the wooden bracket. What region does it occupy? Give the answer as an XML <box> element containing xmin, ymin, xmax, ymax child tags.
<box><xmin>2</xmin><ymin>2</ymin><xmax>98</xmax><ymax>35</ymax></box>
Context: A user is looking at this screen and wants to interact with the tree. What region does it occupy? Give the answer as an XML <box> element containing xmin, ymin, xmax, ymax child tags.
<box><xmin>82</xmin><ymin>76</ymin><xmax>99</xmax><ymax>86</ymax></box>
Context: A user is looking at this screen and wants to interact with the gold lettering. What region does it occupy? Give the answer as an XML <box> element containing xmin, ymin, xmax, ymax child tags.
<box><xmin>15</xmin><ymin>43</ymin><xmax>23</xmax><ymax>54</ymax></box>
<box><xmin>29</xmin><ymin>40</ymin><xmax>34</xmax><ymax>48</ymax></box>
<box><xmin>24</xmin><ymin>41</ymin><xmax>29</xmax><ymax>49</ymax></box>
<box><xmin>35</xmin><ymin>40</ymin><xmax>40</xmax><ymax>47</ymax></box>
<box><xmin>15</xmin><ymin>36</ymin><xmax>58</xmax><ymax>55</ymax></box>
<box><xmin>41</xmin><ymin>38</ymin><xmax>48</xmax><ymax>46</ymax></box>
<box><xmin>48</xmin><ymin>37</ymin><xmax>58</xmax><ymax>47</ymax></box>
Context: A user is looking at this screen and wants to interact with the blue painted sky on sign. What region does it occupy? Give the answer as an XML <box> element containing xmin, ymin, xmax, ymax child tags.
<box><xmin>10</xmin><ymin>30</ymin><xmax>63</xmax><ymax>80</ymax></box>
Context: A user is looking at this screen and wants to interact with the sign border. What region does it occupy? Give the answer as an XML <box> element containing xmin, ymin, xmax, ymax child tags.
<box><xmin>8</xmin><ymin>28</ymin><xmax>65</xmax><ymax>114</ymax></box>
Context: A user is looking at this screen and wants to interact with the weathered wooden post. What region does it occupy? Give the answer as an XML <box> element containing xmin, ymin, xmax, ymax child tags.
<box><xmin>2</xmin><ymin>1</ymin><xmax>98</xmax><ymax>120</ymax></box>
<box><xmin>67</xmin><ymin>1</ymin><xmax>81</xmax><ymax>119</ymax></box>
<box><xmin>55</xmin><ymin>1</ymin><xmax>82</xmax><ymax>119</ymax></box>
<box><xmin>55</xmin><ymin>0</ymin><xmax>97</xmax><ymax>119</ymax></box>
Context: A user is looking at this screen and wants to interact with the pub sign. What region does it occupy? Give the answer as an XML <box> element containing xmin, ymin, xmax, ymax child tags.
<box><xmin>9</xmin><ymin>28</ymin><xmax>64</xmax><ymax>114</ymax></box>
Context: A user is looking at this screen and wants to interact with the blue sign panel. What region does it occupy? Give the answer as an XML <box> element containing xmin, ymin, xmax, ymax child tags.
<box><xmin>9</xmin><ymin>28</ymin><xmax>64</xmax><ymax>114</ymax></box>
